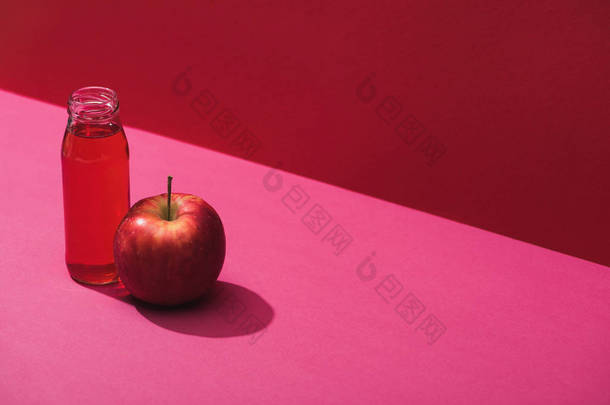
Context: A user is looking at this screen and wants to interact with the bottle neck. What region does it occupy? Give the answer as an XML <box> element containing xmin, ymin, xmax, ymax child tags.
<box><xmin>68</xmin><ymin>86</ymin><xmax>121</xmax><ymax>126</ymax></box>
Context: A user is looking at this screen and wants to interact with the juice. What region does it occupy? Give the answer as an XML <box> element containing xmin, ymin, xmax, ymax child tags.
<box><xmin>61</xmin><ymin>122</ymin><xmax>130</xmax><ymax>284</ymax></box>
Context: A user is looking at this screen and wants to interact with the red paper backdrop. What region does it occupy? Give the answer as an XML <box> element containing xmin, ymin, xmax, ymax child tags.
<box><xmin>1</xmin><ymin>0</ymin><xmax>608</xmax><ymax>266</ymax></box>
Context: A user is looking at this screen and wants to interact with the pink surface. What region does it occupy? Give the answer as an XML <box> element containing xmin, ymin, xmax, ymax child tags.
<box><xmin>1</xmin><ymin>90</ymin><xmax>609</xmax><ymax>404</ymax></box>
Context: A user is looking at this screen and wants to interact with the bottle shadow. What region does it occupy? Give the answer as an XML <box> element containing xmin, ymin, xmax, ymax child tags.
<box><xmin>83</xmin><ymin>280</ymin><xmax>274</xmax><ymax>339</ymax></box>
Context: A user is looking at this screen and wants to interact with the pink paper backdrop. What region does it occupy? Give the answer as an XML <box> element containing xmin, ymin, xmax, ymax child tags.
<box><xmin>1</xmin><ymin>1</ymin><xmax>608</xmax><ymax>402</ymax></box>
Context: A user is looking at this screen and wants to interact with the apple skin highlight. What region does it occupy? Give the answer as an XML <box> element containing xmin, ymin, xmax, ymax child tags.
<box><xmin>113</xmin><ymin>192</ymin><xmax>226</xmax><ymax>306</ymax></box>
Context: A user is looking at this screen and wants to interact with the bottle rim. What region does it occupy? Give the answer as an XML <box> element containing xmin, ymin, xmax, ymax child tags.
<box><xmin>68</xmin><ymin>86</ymin><xmax>119</xmax><ymax>122</ymax></box>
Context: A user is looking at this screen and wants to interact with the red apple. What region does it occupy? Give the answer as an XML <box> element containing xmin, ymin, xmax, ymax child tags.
<box><xmin>113</xmin><ymin>179</ymin><xmax>225</xmax><ymax>306</ymax></box>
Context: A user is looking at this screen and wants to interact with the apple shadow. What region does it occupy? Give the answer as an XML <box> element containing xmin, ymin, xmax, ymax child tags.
<box><xmin>83</xmin><ymin>280</ymin><xmax>274</xmax><ymax>340</ymax></box>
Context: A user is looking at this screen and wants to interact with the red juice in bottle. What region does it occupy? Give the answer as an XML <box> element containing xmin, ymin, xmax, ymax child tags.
<box><xmin>61</xmin><ymin>87</ymin><xmax>130</xmax><ymax>285</ymax></box>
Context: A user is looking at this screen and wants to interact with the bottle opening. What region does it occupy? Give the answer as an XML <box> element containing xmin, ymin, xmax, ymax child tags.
<box><xmin>68</xmin><ymin>86</ymin><xmax>119</xmax><ymax>122</ymax></box>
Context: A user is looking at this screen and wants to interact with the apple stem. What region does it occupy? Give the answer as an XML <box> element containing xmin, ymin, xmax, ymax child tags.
<box><xmin>167</xmin><ymin>175</ymin><xmax>173</xmax><ymax>220</ymax></box>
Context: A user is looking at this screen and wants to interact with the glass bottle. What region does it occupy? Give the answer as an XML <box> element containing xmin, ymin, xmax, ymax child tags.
<box><xmin>61</xmin><ymin>86</ymin><xmax>130</xmax><ymax>285</ymax></box>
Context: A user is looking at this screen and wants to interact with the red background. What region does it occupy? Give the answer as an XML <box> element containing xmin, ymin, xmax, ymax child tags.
<box><xmin>1</xmin><ymin>0</ymin><xmax>608</xmax><ymax>266</ymax></box>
